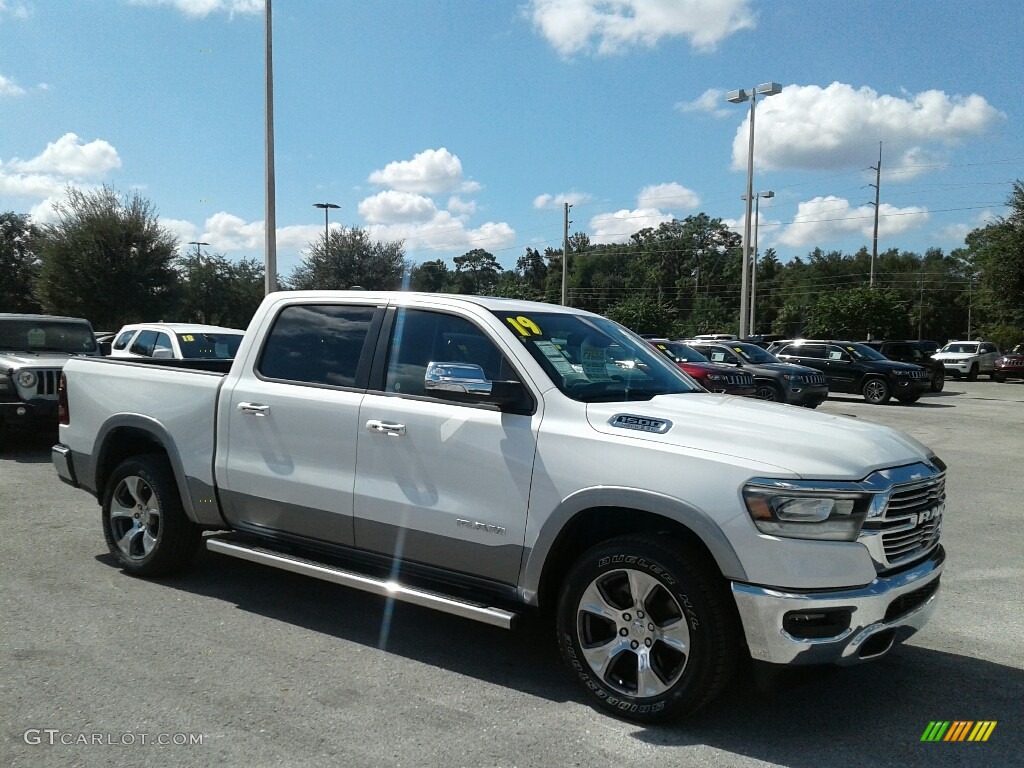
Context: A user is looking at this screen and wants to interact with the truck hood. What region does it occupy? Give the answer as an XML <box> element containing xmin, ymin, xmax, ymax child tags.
<box><xmin>585</xmin><ymin>394</ymin><xmax>930</xmax><ymax>480</ymax></box>
<box><xmin>932</xmin><ymin>351</ymin><xmax>976</xmax><ymax>362</ymax></box>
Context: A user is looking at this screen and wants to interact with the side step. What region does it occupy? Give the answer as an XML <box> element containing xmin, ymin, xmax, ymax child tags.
<box><xmin>206</xmin><ymin>535</ymin><xmax>518</xmax><ymax>630</ymax></box>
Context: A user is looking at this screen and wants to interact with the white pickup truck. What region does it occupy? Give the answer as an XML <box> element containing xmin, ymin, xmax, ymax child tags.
<box><xmin>52</xmin><ymin>291</ymin><xmax>946</xmax><ymax>722</ymax></box>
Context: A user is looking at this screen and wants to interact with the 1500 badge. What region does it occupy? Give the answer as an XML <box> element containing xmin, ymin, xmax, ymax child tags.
<box><xmin>609</xmin><ymin>414</ymin><xmax>672</xmax><ymax>434</ymax></box>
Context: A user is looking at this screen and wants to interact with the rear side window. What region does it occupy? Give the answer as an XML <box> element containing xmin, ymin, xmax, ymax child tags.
<box><xmin>258</xmin><ymin>304</ymin><xmax>376</xmax><ymax>387</ymax></box>
<box><xmin>113</xmin><ymin>330</ymin><xmax>136</xmax><ymax>350</ymax></box>
<box><xmin>780</xmin><ymin>344</ymin><xmax>825</xmax><ymax>359</ymax></box>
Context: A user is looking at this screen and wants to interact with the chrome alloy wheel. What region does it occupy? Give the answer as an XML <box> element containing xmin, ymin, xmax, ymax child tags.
<box><xmin>108</xmin><ymin>475</ymin><xmax>162</xmax><ymax>560</ymax></box>
<box><xmin>576</xmin><ymin>568</ymin><xmax>690</xmax><ymax>698</ymax></box>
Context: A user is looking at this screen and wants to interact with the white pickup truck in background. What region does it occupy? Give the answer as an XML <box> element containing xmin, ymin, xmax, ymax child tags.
<box><xmin>52</xmin><ymin>291</ymin><xmax>947</xmax><ymax>722</ymax></box>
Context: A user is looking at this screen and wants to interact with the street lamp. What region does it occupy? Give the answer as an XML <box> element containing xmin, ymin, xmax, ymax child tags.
<box><xmin>313</xmin><ymin>203</ymin><xmax>340</xmax><ymax>253</ymax></box>
<box><xmin>727</xmin><ymin>82</ymin><xmax>781</xmax><ymax>338</ymax></box>
<box><xmin>740</xmin><ymin>190</ymin><xmax>774</xmax><ymax>335</ymax></box>
<box><xmin>187</xmin><ymin>241</ymin><xmax>209</xmax><ymax>263</ymax></box>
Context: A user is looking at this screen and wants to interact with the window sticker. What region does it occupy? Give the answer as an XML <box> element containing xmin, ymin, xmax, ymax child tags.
<box><xmin>506</xmin><ymin>316</ymin><xmax>542</xmax><ymax>336</ymax></box>
<box><xmin>581</xmin><ymin>344</ymin><xmax>613</xmax><ymax>381</ymax></box>
<box><xmin>182</xmin><ymin>334</ymin><xmax>195</xmax><ymax>342</ymax></box>
<box><xmin>533</xmin><ymin>340</ymin><xmax>577</xmax><ymax>376</ymax></box>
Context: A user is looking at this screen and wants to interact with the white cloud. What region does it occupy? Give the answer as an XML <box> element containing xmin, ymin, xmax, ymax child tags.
<box><xmin>775</xmin><ymin>196</ymin><xmax>929</xmax><ymax>248</ymax></box>
<box><xmin>160</xmin><ymin>217</ymin><xmax>199</xmax><ymax>243</ymax></box>
<box><xmin>637</xmin><ymin>182</ymin><xmax>700</xmax><ymax>211</ymax></box>
<box><xmin>0</xmin><ymin>170</ymin><xmax>65</xmax><ymax>199</ymax></box>
<box><xmin>534</xmin><ymin>191</ymin><xmax>593</xmax><ymax>210</ymax></box>
<box><xmin>0</xmin><ymin>73</ymin><xmax>25</xmax><ymax>96</ymax></box>
<box><xmin>447</xmin><ymin>195</ymin><xmax>477</xmax><ymax>217</ymax></box>
<box><xmin>732</xmin><ymin>82</ymin><xmax>1004</xmax><ymax>177</ymax></box>
<box><xmin>934</xmin><ymin>210</ymin><xmax>997</xmax><ymax>246</ymax></box>
<box><xmin>0</xmin><ymin>1</ymin><xmax>31</xmax><ymax>20</ymax></box>
<box><xmin>367</xmin><ymin>211</ymin><xmax>515</xmax><ymax>254</ymax></box>
<box><xmin>358</xmin><ymin>190</ymin><xmax>438</xmax><ymax>224</ymax></box>
<box><xmin>8</xmin><ymin>133</ymin><xmax>121</xmax><ymax>178</ymax></box>
<box><xmin>527</xmin><ymin>0</ymin><xmax>756</xmax><ymax>56</ymax></box>
<box><xmin>675</xmin><ymin>88</ymin><xmax>729</xmax><ymax>117</ymax></box>
<box><xmin>128</xmin><ymin>0</ymin><xmax>263</xmax><ymax>18</ymax></box>
<box><xmin>590</xmin><ymin>208</ymin><xmax>674</xmax><ymax>244</ymax></box>
<box><xmin>368</xmin><ymin>148</ymin><xmax>475</xmax><ymax>195</ymax></box>
<box><xmin>587</xmin><ymin>182</ymin><xmax>700</xmax><ymax>243</ymax></box>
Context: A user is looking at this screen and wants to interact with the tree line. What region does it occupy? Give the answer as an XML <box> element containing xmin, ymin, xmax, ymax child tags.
<box><xmin>2</xmin><ymin>182</ymin><xmax>1022</xmax><ymax>348</ymax></box>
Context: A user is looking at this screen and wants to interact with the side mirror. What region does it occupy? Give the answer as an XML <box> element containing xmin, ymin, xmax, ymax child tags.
<box><xmin>152</xmin><ymin>347</ymin><xmax>174</xmax><ymax>359</ymax></box>
<box><xmin>424</xmin><ymin>361</ymin><xmax>528</xmax><ymax>411</ymax></box>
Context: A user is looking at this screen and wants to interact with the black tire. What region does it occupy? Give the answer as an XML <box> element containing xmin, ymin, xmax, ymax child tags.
<box><xmin>556</xmin><ymin>535</ymin><xmax>738</xmax><ymax>723</ymax></box>
<box><xmin>967</xmin><ymin>364</ymin><xmax>978</xmax><ymax>381</ymax></box>
<box><xmin>861</xmin><ymin>377</ymin><xmax>891</xmax><ymax>404</ymax></box>
<box><xmin>101</xmin><ymin>454</ymin><xmax>201</xmax><ymax>576</ymax></box>
<box><xmin>754</xmin><ymin>381</ymin><xmax>784</xmax><ymax>403</ymax></box>
<box><xmin>993</xmin><ymin>372</ymin><xmax>1006</xmax><ymax>383</ymax></box>
<box><xmin>896</xmin><ymin>394</ymin><xmax>921</xmax><ymax>404</ymax></box>
<box><xmin>930</xmin><ymin>368</ymin><xmax>945</xmax><ymax>392</ymax></box>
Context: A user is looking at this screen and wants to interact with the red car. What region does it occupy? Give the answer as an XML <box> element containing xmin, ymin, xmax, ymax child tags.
<box><xmin>649</xmin><ymin>339</ymin><xmax>756</xmax><ymax>397</ymax></box>
<box><xmin>994</xmin><ymin>344</ymin><xmax>1024</xmax><ymax>382</ymax></box>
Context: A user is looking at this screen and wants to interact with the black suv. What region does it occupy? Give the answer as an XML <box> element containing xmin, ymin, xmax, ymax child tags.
<box><xmin>685</xmin><ymin>340</ymin><xmax>829</xmax><ymax>407</ymax></box>
<box><xmin>860</xmin><ymin>340</ymin><xmax>945</xmax><ymax>392</ymax></box>
<box><xmin>767</xmin><ymin>339</ymin><xmax>931</xmax><ymax>404</ymax></box>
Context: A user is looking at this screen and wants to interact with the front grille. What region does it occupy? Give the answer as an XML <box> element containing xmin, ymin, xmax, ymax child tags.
<box><xmin>727</xmin><ymin>374</ymin><xmax>754</xmax><ymax>386</ymax></box>
<box><xmin>33</xmin><ymin>370</ymin><xmax>59</xmax><ymax>398</ymax></box>
<box><xmin>861</xmin><ymin>475</ymin><xmax>944</xmax><ymax>569</ymax></box>
<box><xmin>803</xmin><ymin>373</ymin><xmax>826</xmax><ymax>385</ymax></box>
<box><xmin>910</xmin><ymin>369</ymin><xmax>929</xmax><ymax>379</ymax></box>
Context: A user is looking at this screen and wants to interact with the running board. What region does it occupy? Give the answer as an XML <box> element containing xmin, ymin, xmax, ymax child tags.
<box><xmin>206</xmin><ymin>536</ymin><xmax>518</xmax><ymax>630</ymax></box>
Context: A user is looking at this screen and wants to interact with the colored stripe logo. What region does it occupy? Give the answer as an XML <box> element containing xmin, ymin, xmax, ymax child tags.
<box><xmin>921</xmin><ymin>721</ymin><xmax>997</xmax><ymax>742</ymax></box>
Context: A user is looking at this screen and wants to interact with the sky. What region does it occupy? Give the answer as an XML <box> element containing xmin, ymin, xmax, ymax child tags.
<box><xmin>1</xmin><ymin>0</ymin><xmax>1021</xmax><ymax>280</ymax></box>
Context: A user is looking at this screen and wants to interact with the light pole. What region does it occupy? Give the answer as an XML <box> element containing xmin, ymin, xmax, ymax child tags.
<box><xmin>741</xmin><ymin>190</ymin><xmax>773</xmax><ymax>335</ymax></box>
<box><xmin>187</xmin><ymin>241</ymin><xmax>209</xmax><ymax>264</ymax></box>
<box><xmin>313</xmin><ymin>203</ymin><xmax>340</xmax><ymax>253</ymax></box>
<box><xmin>264</xmin><ymin>0</ymin><xmax>277</xmax><ymax>295</ymax></box>
<box><xmin>727</xmin><ymin>82</ymin><xmax>781</xmax><ymax>338</ymax></box>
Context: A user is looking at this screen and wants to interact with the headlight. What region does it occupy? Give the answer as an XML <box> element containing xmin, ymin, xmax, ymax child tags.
<box><xmin>707</xmin><ymin>374</ymin><xmax>726</xmax><ymax>381</ymax></box>
<box><xmin>743</xmin><ymin>483</ymin><xmax>870</xmax><ymax>541</ymax></box>
<box><xmin>892</xmin><ymin>369</ymin><xmax>909</xmax><ymax>376</ymax></box>
<box><xmin>16</xmin><ymin>370</ymin><xmax>37</xmax><ymax>388</ymax></box>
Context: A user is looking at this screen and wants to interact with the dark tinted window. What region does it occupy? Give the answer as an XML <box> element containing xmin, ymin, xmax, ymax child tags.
<box><xmin>113</xmin><ymin>330</ymin><xmax>136</xmax><ymax>350</ymax></box>
<box><xmin>130</xmin><ymin>330</ymin><xmax>159</xmax><ymax>356</ymax></box>
<box><xmin>177</xmin><ymin>332</ymin><xmax>243</xmax><ymax>359</ymax></box>
<box><xmin>385</xmin><ymin>309</ymin><xmax>515</xmax><ymax>398</ymax></box>
<box><xmin>258</xmin><ymin>305</ymin><xmax>375</xmax><ymax>387</ymax></box>
<box><xmin>0</xmin><ymin>318</ymin><xmax>97</xmax><ymax>354</ymax></box>
<box><xmin>780</xmin><ymin>344</ymin><xmax>825</xmax><ymax>359</ymax></box>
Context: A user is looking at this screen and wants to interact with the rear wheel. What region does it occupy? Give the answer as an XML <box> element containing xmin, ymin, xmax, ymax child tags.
<box><xmin>862</xmin><ymin>377</ymin><xmax>891</xmax><ymax>404</ymax></box>
<box><xmin>556</xmin><ymin>535</ymin><xmax>738</xmax><ymax>723</ymax></box>
<box><xmin>896</xmin><ymin>394</ymin><xmax>921</xmax><ymax>404</ymax></box>
<box><xmin>101</xmin><ymin>454</ymin><xmax>201</xmax><ymax>576</ymax></box>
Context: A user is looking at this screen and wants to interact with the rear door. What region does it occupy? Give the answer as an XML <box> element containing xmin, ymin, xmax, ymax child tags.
<box><xmin>217</xmin><ymin>301</ymin><xmax>383</xmax><ymax>545</ymax></box>
<box><xmin>352</xmin><ymin>306</ymin><xmax>539</xmax><ymax>585</ymax></box>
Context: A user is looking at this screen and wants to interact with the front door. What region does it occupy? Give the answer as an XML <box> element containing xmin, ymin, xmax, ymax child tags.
<box><xmin>353</xmin><ymin>307</ymin><xmax>539</xmax><ymax>585</ymax></box>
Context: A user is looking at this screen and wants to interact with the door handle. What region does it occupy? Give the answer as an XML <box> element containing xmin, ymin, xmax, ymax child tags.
<box><xmin>366</xmin><ymin>419</ymin><xmax>406</xmax><ymax>437</ymax></box>
<box><xmin>238</xmin><ymin>402</ymin><xmax>270</xmax><ymax>416</ymax></box>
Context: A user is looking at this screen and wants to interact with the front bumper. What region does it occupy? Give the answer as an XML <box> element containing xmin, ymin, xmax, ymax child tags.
<box><xmin>786</xmin><ymin>383</ymin><xmax>828</xmax><ymax>406</ymax></box>
<box><xmin>937</xmin><ymin>359</ymin><xmax>972</xmax><ymax>375</ymax></box>
<box><xmin>890</xmin><ymin>376</ymin><xmax>930</xmax><ymax>396</ymax></box>
<box><xmin>0</xmin><ymin>399</ymin><xmax>57</xmax><ymax>429</ymax></box>
<box><xmin>732</xmin><ymin>545</ymin><xmax>944</xmax><ymax>666</ymax></box>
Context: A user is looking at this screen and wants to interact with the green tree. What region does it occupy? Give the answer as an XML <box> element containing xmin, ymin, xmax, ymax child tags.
<box><xmin>408</xmin><ymin>259</ymin><xmax>451</xmax><ymax>293</ymax></box>
<box><xmin>35</xmin><ymin>186</ymin><xmax>181</xmax><ymax>328</ymax></box>
<box><xmin>0</xmin><ymin>212</ymin><xmax>42</xmax><ymax>313</ymax></box>
<box><xmin>805</xmin><ymin>287</ymin><xmax>911</xmax><ymax>339</ymax></box>
<box><xmin>604</xmin><ymin>295</ymin><xmax>674</xmax><ymax>335</ymax></box>
<box><xmin>452</xmin><ymin>248</ymin><xmax>501</xmax><ymax>295</ymax></box>
<box><xmin>178</xmin><ymin>252</ymin><xmax>265</xmax><ymax>329</ymax></box>
<box><xmin>289</xmin><ymin>226</ymin><xmax>408</xmax><ymax>290</ymax></box>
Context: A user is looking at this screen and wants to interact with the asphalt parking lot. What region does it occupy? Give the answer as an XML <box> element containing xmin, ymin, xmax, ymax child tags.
<box><xmin>2</xmin><ymin>380</ymin><xmax>1022</xmax><ymax>767</ymax></box>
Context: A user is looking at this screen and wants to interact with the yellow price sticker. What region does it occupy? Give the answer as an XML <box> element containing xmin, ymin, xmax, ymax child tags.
<box><xmin>506</xmin><ymin>316</ymin><xmax>542</xmax><ymax>336</ymax></box>
<box><xmin>182</xmin><ymin>334</ymin><xmax>195</xmax><ymax>342</ymax></box>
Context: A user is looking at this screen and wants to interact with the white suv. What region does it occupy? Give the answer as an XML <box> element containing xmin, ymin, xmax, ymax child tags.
<box><xmin>932</xmin><ymin>340</ymin><xmax>1001</xmax><ymax>380</ymax></box>
<box><xmin>109</xmin><ymin>323</ymin><xmax>244</xmax><ymax>360</ymax></box>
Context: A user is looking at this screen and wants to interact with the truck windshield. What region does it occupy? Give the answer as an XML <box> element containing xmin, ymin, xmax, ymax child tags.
<box><xmin>0</xmin><ymin>319</ymin><xmax>97</xmax><ymax>354</ymax></box>
<box><xmin>491</xmin><ymin>311</ymin><xmax>702</xmax><ymax>402</ymax></box>
<box><xmin>175</xmin><ymin>332</ymin><xmax>244</xmax><ymax>359</ymax></box>
<box><xmin>942</xmin><ymin>343</ymin><xmax>979</xmax><ymax>354</ymax></box>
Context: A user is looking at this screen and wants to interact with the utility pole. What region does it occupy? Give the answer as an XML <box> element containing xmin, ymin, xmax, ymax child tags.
<box><xmin>868</xmin><ymin>142</ymin><xmax>881</xmax><ymax>289</ymax></box>
<box><xmin>561</xmin><ymin>202</ymin><xmax>572</xmax><ymax>306</ymax></box>
<box><xmin>264</xmin><ymin>0</ymin><xmax>278</xmax><ymax>295</ymax></box>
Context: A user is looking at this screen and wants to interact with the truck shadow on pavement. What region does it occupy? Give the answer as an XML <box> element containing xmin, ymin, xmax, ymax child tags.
<box><xmin>116</xmin><ymin>549</ymin><xmax>1021</xmax><ymax>764</ymax></box>
<box><xmin>0</xmin><ymin>429</ymin><xmax>57</xmax><ymax>462</ymax></box>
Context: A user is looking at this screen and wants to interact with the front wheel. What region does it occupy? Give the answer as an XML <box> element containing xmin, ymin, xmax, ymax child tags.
<box><xmin>930</xmin><ymin>368</ymin><xmax>945</xmax><ymax>392</ymax></box>
<box><xmin>754</xmin><ymin>381</ymin><xmax>784</xmax><ymax>402</ymax></box>
<box><xmin>967</xmin><ymin>364</ymin><xmax>978</xmax><ymax>381</ymax></box>
<box><xmin>556</xmin><ymin>535</ymin><xmax>738</xmax><ymax>723</ymax></box>
<box><xmin>101</xmin><ymin>454</ymin><xmax>202</xmax><ymax>576</ymax></box>
<box><xmin>993</xmin><ymin>372</ymin><xmax>1007</xmax><ymax>383</ymax></box>
<box><xmin>862</xmin><ymin>377</ymin><xmax>891</xmax><ymax>404</ymax></box>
